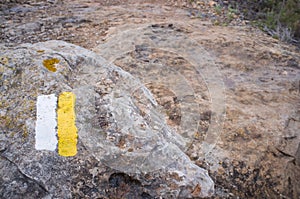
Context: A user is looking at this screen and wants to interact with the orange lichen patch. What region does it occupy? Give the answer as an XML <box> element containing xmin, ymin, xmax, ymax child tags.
<box><xmin>193</xmin><ymin>131</ymin><xmax>201</xmax><ymax>139</ymax></box>
<box><xmin>57</xmin><ymin>92</ymin><xmax>78</xmax><ymax>156</ymax></box>
<box><xmin>191</xmin><ymin>184</ymin><xmax>202</xmax><ymax>197</ymax></box>
<box><xmin>42</xmin><ymin>58</ymin><xmax>59</xmax><ymax>72</ymax></box>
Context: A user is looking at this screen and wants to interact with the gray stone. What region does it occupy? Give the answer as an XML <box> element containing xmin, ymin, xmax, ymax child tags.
<box><xmin>0</xmin><ymin>40</ymin><xmax>214</xmax><ymax>198</ymax></box>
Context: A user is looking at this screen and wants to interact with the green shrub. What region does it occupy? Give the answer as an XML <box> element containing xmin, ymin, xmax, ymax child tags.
<box><xmin>224</xmin><ymin>0</ymin><xmax>300</xmax><ymax>41</ymax></box>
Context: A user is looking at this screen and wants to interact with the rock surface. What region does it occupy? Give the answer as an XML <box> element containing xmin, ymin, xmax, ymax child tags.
<box><xmin>1</xmin><ymin>0</ymin><xmax>300</xmax><ymax>198</ymax></box>
<box><xmin>0</xmin><ymin>40</ymin><xmax>214</xmax><ymax>198</ymax></box>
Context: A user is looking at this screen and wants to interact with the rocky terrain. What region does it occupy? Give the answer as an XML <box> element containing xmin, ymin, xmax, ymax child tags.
<box><xmin>1</xmin><ymin>0</ymin><xmax>300</xmax><ymax>198</ymax></box>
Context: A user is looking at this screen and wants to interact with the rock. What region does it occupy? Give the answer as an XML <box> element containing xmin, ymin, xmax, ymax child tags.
<box><xmin>15</xmin><ymin>22</ymin><xmax>41</xmax><ymax>34</ymax></box>
<box><xmin>1</xmin><ymin>1</ymin><xmax>300</xmax><ymax>198</ymax></box>
<box><xmin>93</xmin><ymin>23</ymin><xmax>226</xmax><ymax>160</ymax></box>
<box><xmin>0</xmin><ymin>40</ymin><xmax>214</xmax><ymax>198</ymax></box>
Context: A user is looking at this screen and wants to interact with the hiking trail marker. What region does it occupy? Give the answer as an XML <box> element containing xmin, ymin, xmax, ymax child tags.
<box><xmin>35</xmin><ymin>92</ymin><xmax>77</xmax><ymax>156</ymax></box>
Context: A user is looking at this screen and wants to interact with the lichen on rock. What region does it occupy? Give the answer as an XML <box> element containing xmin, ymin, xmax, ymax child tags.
<box><xmin>42</xmin><ymin>58</ymin><xmax>59</xmax><ymax>72</ymax></box>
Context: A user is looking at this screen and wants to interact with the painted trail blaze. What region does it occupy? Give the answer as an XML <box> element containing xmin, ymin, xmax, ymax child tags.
<box><xmin>57</xmin><ymin>92</ymin><xmax>78</xmax><ymax>156</ymax></box>
<box><xmin>35</xmin><ymin>94</ymin><xmax>58</xmax><ymax>151</ymax></box>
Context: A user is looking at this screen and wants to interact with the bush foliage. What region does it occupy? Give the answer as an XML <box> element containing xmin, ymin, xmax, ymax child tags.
<box><xmin>222</xmin><ymin>0</ymin><xmax>300</xmax><ymax>41</ymax></box>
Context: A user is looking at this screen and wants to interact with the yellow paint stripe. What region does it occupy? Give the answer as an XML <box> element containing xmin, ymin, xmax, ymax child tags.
<box><xmin>57</xmin><ymin>92</ymin><xmax>77</xmax><ymax>156</ymax></box>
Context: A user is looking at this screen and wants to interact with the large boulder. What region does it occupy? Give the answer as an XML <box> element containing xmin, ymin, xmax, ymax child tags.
<box><xmin>0</xmin><ymin>40</ymin><xmax>214</xmax><ymax>198</ymax></box>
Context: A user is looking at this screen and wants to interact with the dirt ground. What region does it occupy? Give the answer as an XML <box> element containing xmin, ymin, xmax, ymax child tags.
<box><xmin>1</xmin><ymin>0</ymin><xmax>300</xmax><ymax>198</ymax></box>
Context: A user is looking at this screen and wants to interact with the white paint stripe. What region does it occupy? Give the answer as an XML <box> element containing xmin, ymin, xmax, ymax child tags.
<box><xmin>35</xmin><ymin>94</ymin><xmax>58</xmax><ymax>151</ymax></box>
